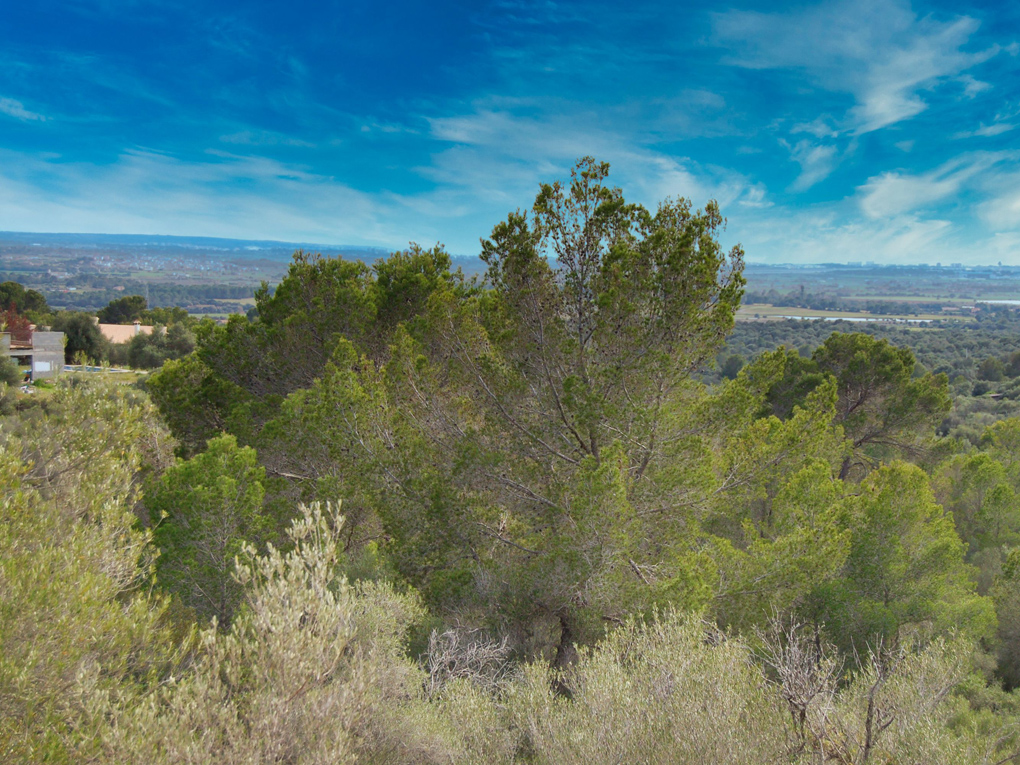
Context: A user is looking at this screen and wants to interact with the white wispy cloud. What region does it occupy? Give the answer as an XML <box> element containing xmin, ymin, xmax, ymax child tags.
<box><xmin>784</xmin><ymin>140</ymin><xmax>839</xmax><ymax>191</ymax></box>
<box><xmin>425</xmin><ymin>103</ymin><xmax>762</xmax><ymax>214</ymax></box>
<box><xmin>738</xmin><ymin>204</ymin><xmax>960</xmax><ymax>264</ymax></box>
<box><xmin>712</xmin><ymin>0</ymin><xmax>1000</xmax><ymax>135</ymax></box>
<box><xmin>359</xmin><ymin>121</ymin><xmax>419</xmax><ymax>135</ymax></box>
<box><xmin>791</xmin><ymin>116</ymin><xmax>840</xmax><ymax>139</ymax></box>
<box><xmin>0</xmin><ymin>96</ymin><xmax>46</xmax><ymax>122</ymax></box>
<box><xmin>982</xmin><ymin>187</ymin><xmax>1020</xmax><ymax>230</ymax></box>
<box><xmin>978</xmin><ymin>168</ymin><xmax>1020</xmax><ymax>231</ymax></box>
<box><xmin>857</xmin><ymin>152</ymin><xmax>1012</xmax><ymax>218</ymax></box>
<box><xmin>735</xmin><ymin>150</ymin><xmax>1020</xmax><ymax>264</ymax></box>
<box><xmin>953</xmin><ymin>122</ymin><xmax>1015</xmax><ymax>139</ymax></box>
<box><xmin>219</xmin><ymin>130</ymin><xmax>316</xmax><ymax>148</ymax></box>
<box><xmin>0</xmin><ymin>148</ymin><xmax>398</xmax><ymax>246</ymax></box>
<box><xmin>738</xmin><ymin>183</ymin><xmax>773</xmax><ymax>209</ymax></box>
<box><xmin>951</xmin><ymin>101</ymin><xmax>1020</xmax><ymax>138</ymax></box>
<box><xmin>959</xmin><ymin>74</ymin><xmax>993</xmax><ymax>98</ymax></box>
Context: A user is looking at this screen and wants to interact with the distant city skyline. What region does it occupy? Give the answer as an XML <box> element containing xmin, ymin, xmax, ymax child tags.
<box><xmin>0</xmin><ymin>0</ymin><xmax>1018</xmax><ymax>264</ymax></box>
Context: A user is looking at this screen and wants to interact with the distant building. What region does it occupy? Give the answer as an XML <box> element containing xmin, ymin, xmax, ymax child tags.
<box><xmin>97</xmin><ymin>319</ymin><xmax>155</xmax><ymax>344</ymax></box>
<box><xmin>1</xmin><ymin>328</ymin><xmax>64</xmax><ymax>379</ymax></box>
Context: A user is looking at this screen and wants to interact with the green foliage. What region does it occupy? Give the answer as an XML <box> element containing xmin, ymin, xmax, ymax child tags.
<box><xmin>148</xmin><ymin>434</ymin><xmax>269</xmax><ymax>626</ymax></box>
<box><xmin>198</xmin><ymin>252</ymin><xmax>377</xmax><ymax>400</ymax></box>
<box><xmin>992</xmin><ymin>548</ymin><xmax>1020</xmax><ymax>690</ymax></box>
<box><xmin>938</xmin><ymin>454</ymin><xmax>1019</xmax><ymax>556</ymax></box>
<box><xmin>0</xmin><ymin>354</ymin><xmax>20</xmax><ymax>387</ymax></box>
<box><xmin>140</xmin><ymin>305</ymin><xmax>194</xmax><ymax>327</ymax></box>
<box><xmin>51</xmin><ymin>310</ymin><xmax>108</xmax><ymax>364</ymax></box>
<box><xmin>373</xmin><ymin>242</ymin><xmax>461</xmax><ymax>335</ymax></box>
<box><xmin>932</xmin><ymin>419</ymin><xmax>1020</xmax><ymax>596</ymax></box>
<box><xmin>6</xmin><ymin>159</ymin><xmax>1012</xmax><ymax>759</ymax></box>
<box><xmin>98</xmin><ymin>294</ymin><xmax>147</xmax><ymax>324</ymax></box>
<box><xmin>145</xmin><ymin>354</ymin><xmax>248</xmax><ymax>457</ymax></box>
<box><xmin>126</xmin><ymin>323</ymin><xmax>195</xmax><ymax>369</ymax></box>
<box><xmin>0</xmin><ymin>378</ymin><xmax>1015</xmax><ymax>761</ymax></box>
<box><xmin>815</xmin><ymin>333</ymin><xmax>951</xmax><ymax>473</ymax></box>
<box><xmin>236</xmin><ymin>162</ymin><xmax>989</xmax><ymax>671</ymax></box>
<box><xmin>981</xmin><ymin>417</ymin><xmax>1020</xmax><ymax>468</ymax></box>
<box><xmin>930</xmin><ymin>418</ymin><xmax>1020</xmax><ymax>689</ymax></box>
<box><xmin>764</xmin><ymin>333</ymin><xmax>951</xmax><ymax>477</ymax></box>
<box><xmin>373</xmin><ymin>159</ymin><xmax>746</xmax><ymax>653</ymax></box>
<box><xmin>512</xmin><ymin>613</ymin><xmax>789</xmax><ymax>764</ymax></box>
<box><xmin>0</xmin><ymin>379</ymin><xmax>176</xmax><ymax>762</ymax></box>
<box><xmin>712</xmin><ymin>460</ymin><xmax>852</xmax><ymax>631</ymax></box>
<box><xmin>163</xmin><ymin>245</ymin><xmax>464</xmax><ymax>453</ymax></box>
<box><xmin>0</xmin><ymin>280</ymin><xmax>48</xmax><ymax>316</ymax></box>
<box><xmin>258</xmin><ymin>159</ymin><xmax>762</xmax><ymax>660</ymax></box>
<box><xmin>83</xmin><ymin>514</ymin><xmax>1009</xmax><ymax>764</ymax></box>
<box><xmin>95</xmin><ymin>502</ymin><xmax>475</xmax><ymax>764</ymax></box>
<box><xmin>979</xmin><ymin>356</ymin><xmax>1006</xmax><ymax>382</ymax></box>
<box><xmin>761</xmin><ymin>347</ymin><xmax>827</xmax><ymax>419</ymax></box>
<box><xmin>719</xmin><ymin>352</ymin><xmax>744</xmax><ymax>379</ymax></box>
<box><xmin>502</xmin><ymin>613</ymin><xmax>990</xmax><ymax>765</ymax></box>
<box><xmin>807</xmin><ymin>462</ymin><xmax>994</xmax><ymax>654</ymax></box>
<box><xmin>1006</xmin><ymin>350</ymin><xmax>1020</xmax><ymax>378</ymax></box>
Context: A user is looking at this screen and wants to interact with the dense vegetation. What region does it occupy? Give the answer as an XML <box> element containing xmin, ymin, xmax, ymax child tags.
<box><xmin>724</xmin><ymin>309</ymin><xmax>1020</xmax><ymax>380</ymax></box>
<box><xmin>720</xmin><ymin>313</ymin><xmax>1020</xmax><ymax>445</ymax></box>
<box><xmin>5</xmin><ymin>159</ymin><xmax>1020</xmax><ymax>763</ymax></box>
<box><xmin>743</xmin><ymin>287</ymin><xmax>949</xmax><ymax>316</ymax></box>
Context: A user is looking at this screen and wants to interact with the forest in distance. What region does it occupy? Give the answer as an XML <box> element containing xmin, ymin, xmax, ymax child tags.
<box><xmin>9</xmin><ymin>158</ymin><xmax>1020</xmax><ymax>763</ymax></box>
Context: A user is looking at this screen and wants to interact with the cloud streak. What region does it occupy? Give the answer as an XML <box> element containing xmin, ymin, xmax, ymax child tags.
<box><xmin>858</xmin><ymin>152</ymin><xmax>1014</xmax><ymax>218</ymax></box>
<box><xmin>785</xmin><ymin>141</ymin><xmax>839</xmax><ymax>191</ymax></box>
<box><xmin>0</xmin><ymin>148</ymin><xmax>394</xmax><ymax>245</ymax></box>
<box><xmin>713</xmin><ymin>0</ymin><xmax>999</xmax><ymax>134</ymax></box>
<box><xmin>0</xmin><ymin>96</ymin><xmax>46</xmax><ymax>122</ymax></box>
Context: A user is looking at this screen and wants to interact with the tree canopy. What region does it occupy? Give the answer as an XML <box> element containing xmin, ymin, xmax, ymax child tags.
<box><xmin>57</xmin><ymin>158</ymin><xmax>1020</xmax><ymax>762</ymax></box>
<box><xmin>148</xmin><ymin>434</ymin><xmax>269</xmax><ymax>626</ymax></box>
<box><xmin>0</xmin><ymin>280</ymin><xmax>48</xmax><ymax>316</ymax></box>
<box><xmin>98</xmin><ymin>295</ymin><xmax>147</xmax><ymax>324</ymax></box>
<box><xmin>50</xmin><ymin>311</ymin><xmax>108</xmax><ymax>364</ymax></box>
<box><xmin>764</xmin><ymin>333</ymin><xmax>951</xmax><ymax>478</ymax></box>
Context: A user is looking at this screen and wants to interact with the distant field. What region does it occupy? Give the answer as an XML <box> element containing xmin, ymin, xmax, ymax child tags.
<box><xmin>736</xmin><ymin>304</ymin><xmax>973</xmax><ymax>323</ymax></box>
<box><xmin>841</xmin><ymin>295</ymin><xmax>975</xmax><ymax>303</ymax></box>
<box><xmin>219</xmin><ymin>297</ymin><xmax>256</xmax><ymax>306</ymax></box>
<box><xmin>841</xmin><ymin>294</ymin><xmax>1020</xmax><ymax>303</ymax></box>
<box><xmin>127</xmin><ymin>270</ymin><xmax>272</xmax><ymax>287</ymax></box>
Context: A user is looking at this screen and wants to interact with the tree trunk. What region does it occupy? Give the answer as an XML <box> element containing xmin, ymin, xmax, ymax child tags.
<box><xmin>553</xmin><ymin>613</ymin><xmax>578</xmax><ymax>669</ymax></box>
<box><xmin>552</xmin><ymin>613</ymin><xmax>578</xmax><ymax>698</ymax></box>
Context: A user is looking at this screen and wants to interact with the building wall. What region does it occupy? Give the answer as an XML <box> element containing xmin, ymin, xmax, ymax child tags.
<box><xmin>1</xmin><ymin>331</ymin><xmax>65</xmax><ymax>379</ymax></box>
<box><xmin>30</xmin><ymin>332</ymin><xmax>64</xmax><ymax>378</ymax></box>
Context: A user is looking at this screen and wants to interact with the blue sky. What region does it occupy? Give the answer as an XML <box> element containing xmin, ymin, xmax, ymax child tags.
<box><xmin>0</xmin><ymin>0</ymin><xmax>1018</xmax><ymax>263</ymax></box>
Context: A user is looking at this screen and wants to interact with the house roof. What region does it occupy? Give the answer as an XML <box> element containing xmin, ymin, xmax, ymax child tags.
<box><xmin>99</xmin><ymin>322</ymin><xmax>154</xmax><ymax>344</ymax></box>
